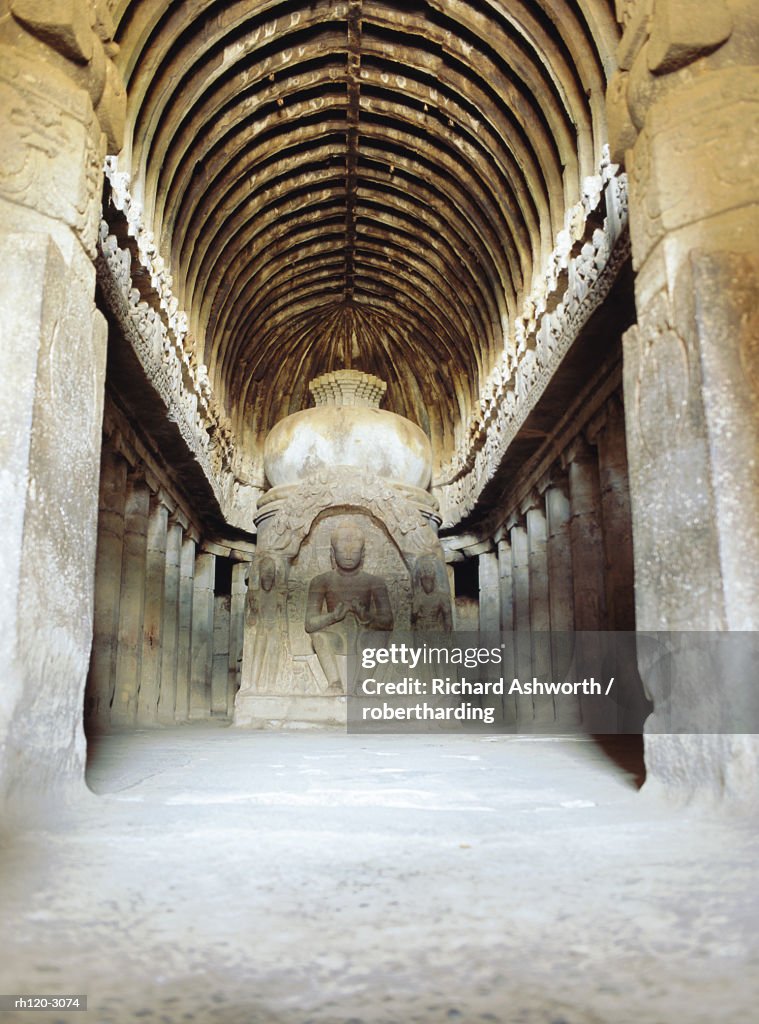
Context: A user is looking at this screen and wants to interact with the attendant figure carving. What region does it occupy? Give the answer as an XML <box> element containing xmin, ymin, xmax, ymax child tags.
<box><xmin>411</xmin><ymin>555</ymin><xmax>453</xmax><ymax>633</ymax></box>
<box><xmin>241</xmin><ymin>556</ymin><xmax>285</xmax><ymax>694</ymax></box>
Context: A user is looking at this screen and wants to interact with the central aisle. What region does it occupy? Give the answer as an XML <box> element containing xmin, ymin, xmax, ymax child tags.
<box><xmin>2</xmin><ymin>728</ymin><xmax>757</xmax><ymax>1024</ymax></box>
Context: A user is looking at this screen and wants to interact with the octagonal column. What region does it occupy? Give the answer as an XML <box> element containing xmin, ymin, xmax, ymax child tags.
<box><xmin>111</xmin><ymin>473</ymin><xmax>150</xmax><ymax>729</ymax></box>
<box><xmin>175</xmin><ymin>534</ymin><xmax>197</xmax><ymax>722</ymax></box>
<box><xmin>157</xmin><ymin>514</ymin><xmax>184</xmax><ymax>725</ymax></box>
<box><xmin>85</xmin><ymin>451</ymin><xmax>128</xmax><ymax>733</ymax></box>
<box><xmin>565</xmin><ymin>437</ymin><xmax>606</xmax><ymax>632</ymax></box>
<box><xmin>509</xmin><ymin>521</ymin><xmax>533</xmax><ymax>725</ymax></box>
<box><xmin>478</xmin><ymin>548</ymin><xmax>500</xmax><ymax>633</ymax></box>
<box><xmin>190</xmin><ymin>552</ymin><xmax>216</xmax><ymax>719</ymax></box>
<box><xmin>524</xmin><ymin>494</ymin><xmax>553</xmax><ymax>725</ymax></box>
<box><xmin>588</xmin><ymin>397</ymin><xmax>635</xmax><ymax>631</ymax></box>
<box><xmin>137</xmin><ymin>495</ymin><xmax>169</xmax><ymax>725</ymax></box>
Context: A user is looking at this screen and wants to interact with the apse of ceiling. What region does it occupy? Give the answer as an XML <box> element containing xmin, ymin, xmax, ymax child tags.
<box><xmin>112</xmin><ymin>0</ymin><xmax>619</xmax><ymax>471</ymax></box>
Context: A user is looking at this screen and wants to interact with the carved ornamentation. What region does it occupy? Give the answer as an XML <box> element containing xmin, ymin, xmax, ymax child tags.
<box><xmin>0</xmin><ymin>51</ymin><xmax>103</xmax><ymax>255</ymax></box>
<box><xmin>234</xmin><ymin>467</ymin><xmax>448</xmax><ymax>709</ymax></box>
<box><xmin>262</xmin><ymin>467</ymin><xmax>439</xmax><ymax>563</ymax></box>
<box><xmin>96</xmin><ymin>165</ymin><xmax>264</xmax><ymax>529</ymax></box>
<box><xmin>96</xmin><ymin>223</ymin><xmax>233</xmax><ymax>495</ymax></box>
<box><xmin>0</xmin><ymin>2</ymin><xmax>125</xmax><ymax>254</ymax></box>
<box><xmin>435</xmin><ymin>158</ymin><xmax>630</xmax><ymax>527</ymax></box>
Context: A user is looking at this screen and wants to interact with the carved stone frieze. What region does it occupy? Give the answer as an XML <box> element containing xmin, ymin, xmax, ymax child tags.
<box><xmin>97</xmin><ymin>225</ymin><xmax>224</xmax><ymax>467</ymax></box>
<box><xmin>96</xmin><ymin>161</ymin><xmax>262</xmax><ymax>530</ymax></box>
<box><xmin>0</xmin><ymin>48</ymin><xmax>103</xmax><ymax>257</ymax></box>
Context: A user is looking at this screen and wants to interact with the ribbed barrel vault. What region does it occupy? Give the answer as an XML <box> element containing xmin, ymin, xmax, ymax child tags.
<box><xmin>112</xmin><ymin>0</ymin><xmax>619</xmax><ymax>469</ymax></box>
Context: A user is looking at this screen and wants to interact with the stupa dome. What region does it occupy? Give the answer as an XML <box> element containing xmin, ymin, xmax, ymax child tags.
<box><xmin>263</xmin><ymin>370</ymin><xmax>432</xmax><ymax>490</ymax></box>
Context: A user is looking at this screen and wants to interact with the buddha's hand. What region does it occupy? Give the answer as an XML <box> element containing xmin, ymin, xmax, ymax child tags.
<box><xmin>331</xmin><ymin>602</ymin><xmax>347</xmax><ymax>623</ymax></box>
<box><xmin>351</xmin><ymin>599</ymin><xmax>371</xmax><ymax>624</ymax></box>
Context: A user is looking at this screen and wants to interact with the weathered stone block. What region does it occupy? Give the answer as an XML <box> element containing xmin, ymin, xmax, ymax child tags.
<box><xmin>689</xmin><ymin>249</ymin><xmax>759</xmax><ymax>629</ymax></box>
<box><xmin>96</xmin><ymin>57</ymin><xmax>126</xmax><ymax>154</ymax></box>
<box><xmin>628</xmin><ymin>67</ymin><xmax>759</xmax><ymax>271</ymax></box>
<box><xmin>11</xmin><ymin>0</ymin><xmax>94</xmax><ymax>64</ymax></box>
<box><xmin>647</xmin><ymin>0</ymin><xmax>732</xmax><ymax>74</ymax></box>
<box><xmin>616</xmin><ymin>0</ymin><xmax>653</xmax><ymax>71</ymax></box>
<box><xmin>0</xmin><ymin>47</ymin><xmax>104</xmax><ymax>255</ymax></box>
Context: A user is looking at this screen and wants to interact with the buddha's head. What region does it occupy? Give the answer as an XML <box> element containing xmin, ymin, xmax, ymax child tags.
<box><xmin>330</xmin><ymin>523</ymin><xmax>365</xmax><ymax>572</ymax></box>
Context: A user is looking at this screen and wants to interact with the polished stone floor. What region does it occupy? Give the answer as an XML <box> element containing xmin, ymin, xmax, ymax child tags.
<box><xmin>1</xmin><ymin>726</ymin><xmax>757</xmax><ymax>1023</ymax></box>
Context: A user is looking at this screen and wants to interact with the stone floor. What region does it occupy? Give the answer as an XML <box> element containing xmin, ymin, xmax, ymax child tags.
<box><xmin>1</xmin><ymin>726</ymin><xmax>758</xmax><ymax>1024</ymax></box>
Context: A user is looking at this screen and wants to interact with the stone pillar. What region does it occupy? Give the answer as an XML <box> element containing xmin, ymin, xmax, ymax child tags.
<box><xmin>0</xmin><ymin>5</ymin><xmax>125</xmax><ymax>802</ymax></box>
<box><xmin>545</xmin><ymin>478</ymin><xmax>574</xmax><ymax>634</ymax></box>
<box><xmin>509</xmin><ymin>522</ymin><xmax>533</xmax><ymax>723</ymax></box>
<box><xmin>497</xmin><ymin>538</ymin><xmax>513</xmax><ymax>631</ymax></box>
<box><xmin>565</xmin><ymin>437</ymin><xmax>606</xmax><ymax>631</ymax></box>
<box><xmin>544</xmin><ymin>476</ymin><xmax>579</xmax><ymax>725</ymax></box>
<box><xmin>189</xmin><ymin>552</ymin><xmax>216</xmax><ymax>719</ymax></box>
<box><xmin>85</xmin><ymin>450</ymin><xmax>127</xmax><ymax>733</ymax></box>
<box><xmin>111</xmin><ymin>474</ymin><xmax>150</xmax><ymax>729</ymax></box>
<box><xmin>229</xmin><ymin>563</ymin><xmax>248</xmax><ymax>715</ymax></box>
<box><xmin>157</xmin><ymin>516</ymin><xmax>183</xmax><ymax>724</ymax></box>
<box><xmin>212</xmin><ymin>596</ymin><xmax>232</xmax><ymax>716</ymax></box>
<box><xmin>510</xmin><ymin>524</ymin><xmax>530</xmax><ymax>633</ymax></box>
<box><xmin>525</xmin><ymin>496</ymin><xmax>553</xmax><ymax>724</ymax></box>
<box><xmin>478</xmin><ymin>549</ymin><xmax>500</xmax><ymax>633</ymax></box>
<box><xmin>175</xmin><ymin>535</ymin><xmax>196</xmax><ymax>722</ymax></box>
<box><xmin>136</xmin><ymin>495</ymin><xmax>168</xmax><ymax>725</ymax></box>
<box><xmin>496</xmin><ymin>537</ymin><xmax>516</xmax><ymax>724</ymax></box>
<box><xmin>446</xmin><ymin>564</ymin><xmax>457</xmax><ymax>630</ymax></box>
<box><xmin>565</xmin><ymin>438</ymin><xmax>606</xmax><ymax>727</ymax></box>
<box><xmin>588</xmin><ymin>397</ymin><xmax>635</xmax><ymax>631</ymax></box>
<box><xmin>526</xmin><ymin>498</ymin><xmax>550</xmax><ymax>633</ymax></box>
<box><xmin>607</xmin><ymin>0</ymin><xmax>759</xmax><ymax>798</ymax></box>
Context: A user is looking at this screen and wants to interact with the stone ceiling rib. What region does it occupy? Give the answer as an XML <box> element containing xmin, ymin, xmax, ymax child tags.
<box><xmin>345</xmin><ymin>0</ymin><xmax>363</xmax><ymax>306</ymax></box>
<box><xmin>113</xmin><ymin>0</ymin><xmax>619</xmax><ymax>472</ymax></box>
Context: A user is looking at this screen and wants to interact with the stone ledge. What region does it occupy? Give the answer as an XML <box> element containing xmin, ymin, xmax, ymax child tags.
<box><xmin>233</xmin><ymin>694</ymin><xmax>348</xmax><ymax>729</ymax></box>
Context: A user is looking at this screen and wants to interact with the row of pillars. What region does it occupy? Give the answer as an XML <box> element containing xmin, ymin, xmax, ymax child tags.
<box><xmin>477</xmin><ymin>394</ymin><xmax>634</xmax><ymax>635</ymax></box>
<box><xmin>85</xmin><ymin>448</ymin><xmax>249</xmax><ymax>733</ymax></box>
<box><xmin>471</xmin><ymin>395</ymin><xmax>633</xmax><ymax>722</ymax></box>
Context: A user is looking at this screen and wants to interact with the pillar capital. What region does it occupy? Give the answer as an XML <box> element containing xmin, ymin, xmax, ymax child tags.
<box><xmin>505</xmin><ymin>511</ymin><xmax>523</xmax><ymax>534</ymax></box>
<box><xmin>544</xmin><ymin>471</ymin><xmax>569</xmax><ymax>500</ymax></box>
<box><xmin>562</xmin><ymin>433</ymin><xmax>595</xmax><ymax>468</ymax></box>
<box><xmin>585</xmin><ymin>405</ymin><xmax>609</xmax><ymax>445</ymax></box>
<box><xmin>519</xmin><ymin>489</ymin><xmax>544</xmax><ymax>517</ymax></box>
<box><xmin>609</xmin><ymin>0</ymin><xmax>734</xmax><ymax>161</ymax></box>
<box><xmin>168</xmin><ymin>507</ymin><xmax>190</xmax><ymax>531</ymax></box>
<box><xmin>125</xmin><ymin>464</ymin><xmax>148</xmax><ymax>487</ymax></box>
<box><xmin>154</xmin><ymin>488</ymin><xmax>176</xmax><ymax>515</ymax></box>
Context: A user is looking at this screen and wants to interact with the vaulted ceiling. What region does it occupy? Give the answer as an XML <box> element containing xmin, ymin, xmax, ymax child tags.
<box><xmin>112</xmin><ymin>0</ymin><xmax>619</xmax><ymax>468</ymax></box>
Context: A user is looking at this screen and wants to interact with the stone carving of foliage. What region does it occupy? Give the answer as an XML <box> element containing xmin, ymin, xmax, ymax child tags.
<box><xmin>265</xmin><ymin>468</ymin><xmax>440</xmax><ymax>565</ymax></box>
